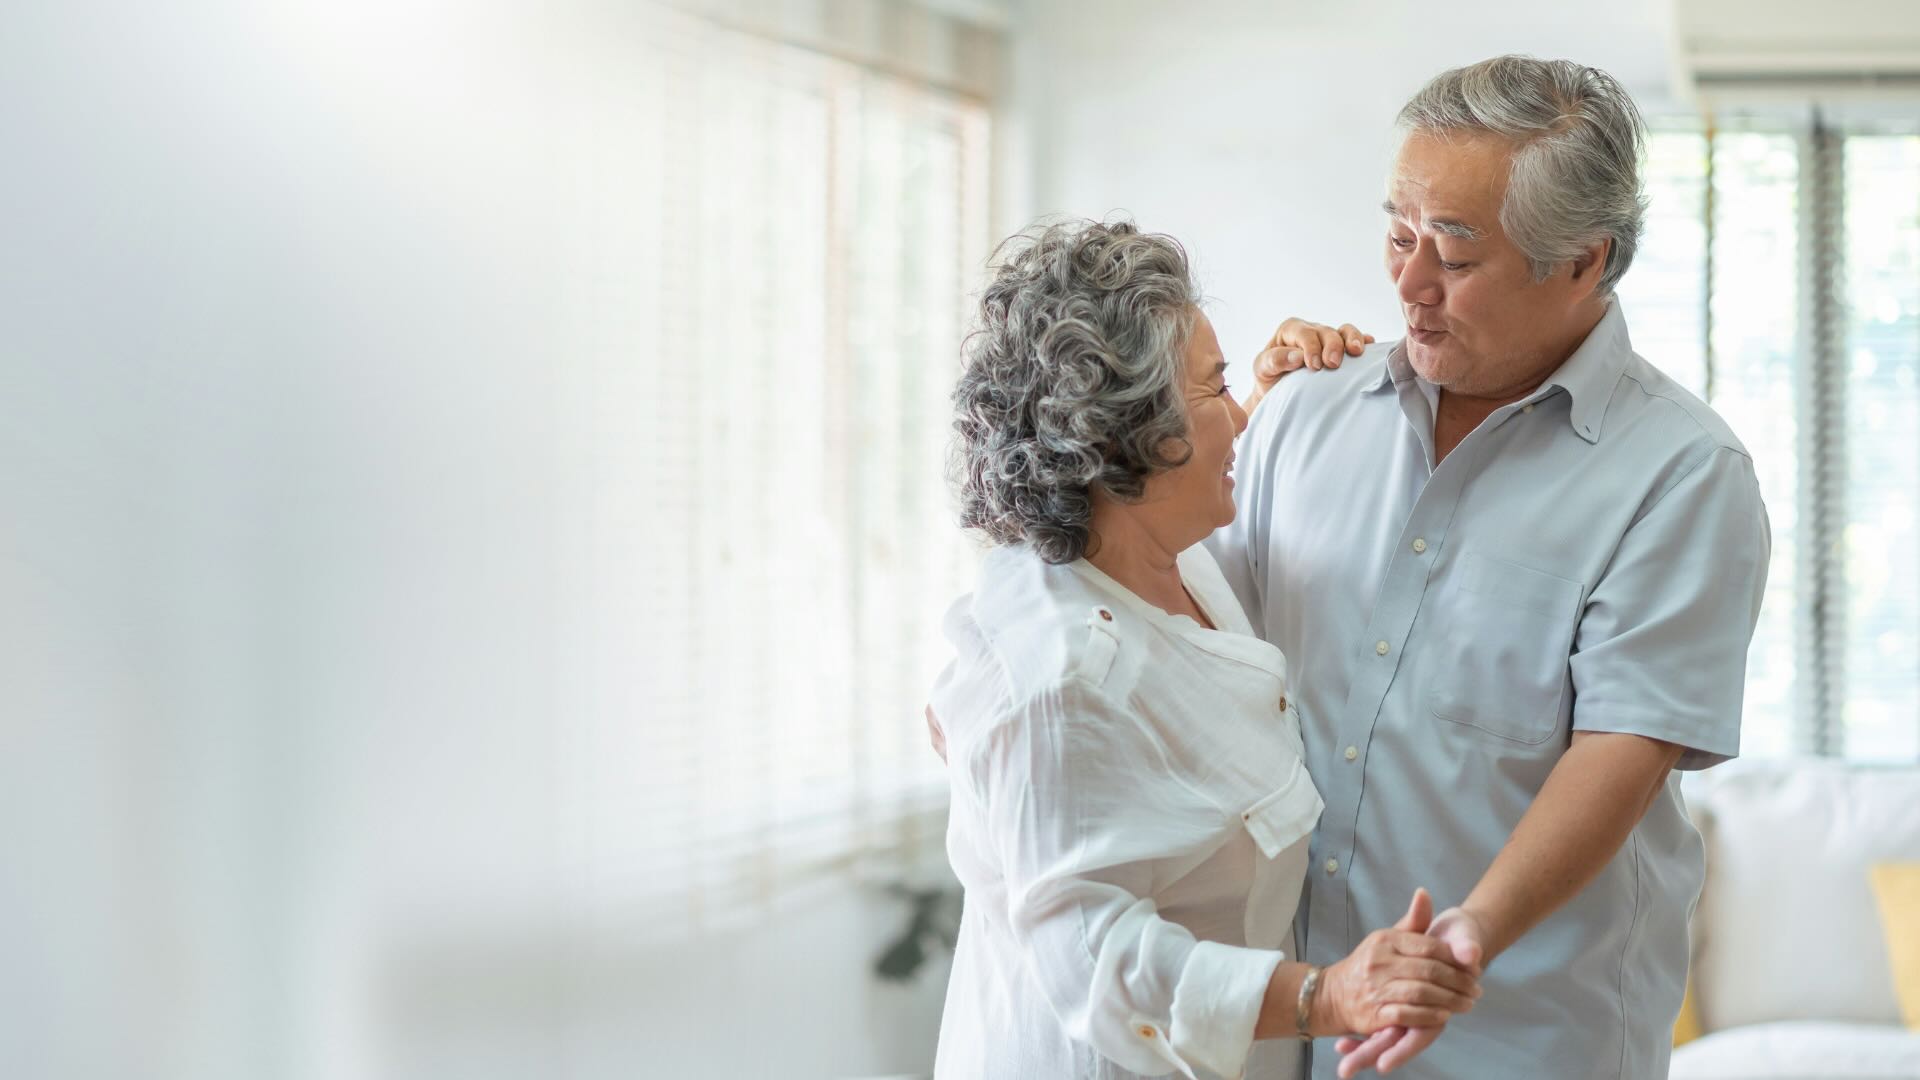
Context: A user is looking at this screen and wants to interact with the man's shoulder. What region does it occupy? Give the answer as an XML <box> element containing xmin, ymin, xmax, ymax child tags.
<box><xmin>1270</xmin><ymin>339</ymin><xmax>1397</xmax><ymax>404</ymax></box>
<box><xmin>1246</xmin><ymin>340</ymin><xmax>1397</xmax><ymax>445</ymax></box>
<box><xmin>1608</xmin><ymin>353</ymin><xmax>1753</xmax><ymax>463</ymax></box>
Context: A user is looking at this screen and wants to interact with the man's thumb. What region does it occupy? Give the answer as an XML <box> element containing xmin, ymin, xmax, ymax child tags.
<box><xmin>1395</xmin><ymin>887</ymin><xmax>1433</xmax><ymax>933</ymax></box>
<box><xmin>1451</xmin><ymin>936</ymin><xmax>1483</xmax><ymax>968</ymax></box>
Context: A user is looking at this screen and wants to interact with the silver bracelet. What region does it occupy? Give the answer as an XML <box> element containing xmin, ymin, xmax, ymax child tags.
<box><xmin>1295</xmin><ymin>965</ymin><xmax>1322</xmax><ymax>1041</ymax></box>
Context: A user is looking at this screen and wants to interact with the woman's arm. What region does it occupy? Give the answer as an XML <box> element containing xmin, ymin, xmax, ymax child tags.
<box><xmin>959</xmin><ymin>681</ymin><xmax>1280</xmax><ymax>1078</ymax></box>
<box><xmin>960</xmin><ymin>681</ymin><xmax>1478</xmax><ymax>1077</ymax></box>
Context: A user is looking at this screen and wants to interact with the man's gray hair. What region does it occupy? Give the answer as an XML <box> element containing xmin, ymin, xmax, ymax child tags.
<box><xmin>1398</xmin><ymin>55</ymin><xmax>1648</xmax><ymax>294</ymax></box>
<box><xmin>952</xmin><ymin>218</ymin><xmax>1200</xmax><ymax>565</ymax></box>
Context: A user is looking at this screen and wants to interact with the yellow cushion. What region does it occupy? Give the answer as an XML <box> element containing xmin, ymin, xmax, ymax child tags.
<box><xmin>1870</xmin><ymin>862</ymin><xmax>1920</xmax><ymax>1030</ymax></box>
<box><xmin>1674</xmin><ymin>979</ymin><xmax>1703</xmax><ymax>1046</ymax></box>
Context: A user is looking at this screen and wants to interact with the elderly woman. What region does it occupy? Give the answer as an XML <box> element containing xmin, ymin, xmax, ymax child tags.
<box><xmin>928</xmin><ymin>220</ymin><xmax>1481</xmax><ymax>1080</ymax></box>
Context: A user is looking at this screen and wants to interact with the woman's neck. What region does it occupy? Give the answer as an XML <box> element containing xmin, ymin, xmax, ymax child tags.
<box><xmin>1084</xmin><ymin>503</ymin><xmax>1206</xmax><ymax>623</ymax></box>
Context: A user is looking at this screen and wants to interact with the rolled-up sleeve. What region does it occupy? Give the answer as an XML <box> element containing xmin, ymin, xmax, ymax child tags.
<box><xmin>1569</xmin><ymin>445</ymin><xmax>1771</xmax><ymax>769</ymax></box>
<box><xmin>957</xmin><ymin>677</ymin><xmax>1285</xmax><ymax>1079</ymax></box>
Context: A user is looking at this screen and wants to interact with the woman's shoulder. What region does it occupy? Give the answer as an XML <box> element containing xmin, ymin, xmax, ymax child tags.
<box><xmin>932</xmin><ymin>546</ymin><xmax>1140</xmax><ymax>733</ymax></box>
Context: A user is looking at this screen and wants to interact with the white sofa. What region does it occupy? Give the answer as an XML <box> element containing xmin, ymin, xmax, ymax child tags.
<box><xmin>1671</xmin><ymin>759</ymin><xmax>1920</xmax><ymax>1079</ymax></box>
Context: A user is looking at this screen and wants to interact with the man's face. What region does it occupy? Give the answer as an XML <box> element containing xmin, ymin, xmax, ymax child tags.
<box><xmin>1383</xmin><ymin>130</ymin><xmax>1594</xmax><ymax>399</ymax></box>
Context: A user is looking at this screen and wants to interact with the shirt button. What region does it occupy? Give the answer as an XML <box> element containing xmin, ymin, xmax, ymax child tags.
<box><xmin>1325</xmin><ymin>858</ymin><xmax>1340</xmax><ymax>875</ymax></box>
<box><xmin>1098</xmin><ymin>608</ymin><xmax>1113</xmax><ymax>622</ymax></box>
<box><xmin>1523</xmin><ymin>404</ymin><xmax>1535</xmax><ymax>414</ymax></box>
<box><xmin>1375</xmin><ymin>640</ymin><xmax>1390</xmax><ymax>656</ymax></box>
<box><xmin>1345</xmin><ymin>745</ymin><xmax>1358</xmax><ymax>761</ymax></box>
<box><xmin>1137</xmin><ymin>1024</ymin><xmax>1157</xmax><ymax>1039</ymax></box>
<box><xmin>1277</xmin><ymin>695</ymin><xmax>1288</xmax><ymax>712</ymax></box>
<box><xmin>1411</xmin><ymin>538</ymin><xmax>1427</xmax><ymax>554</ymax></box>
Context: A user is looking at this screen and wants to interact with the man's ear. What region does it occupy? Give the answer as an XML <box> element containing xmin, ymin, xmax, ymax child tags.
<box><xmin>1568</xmin><ymin>238</ymin><xmax>1611</xmax><ymax>295</ymax></box>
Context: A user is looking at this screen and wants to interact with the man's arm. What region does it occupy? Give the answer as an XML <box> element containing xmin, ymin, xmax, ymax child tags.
<box><xmin>1452</xmin><ymin>730</ymin><xmax>1682</xmax><ymax>959</ymax></box>
<box><xmin>1335</xmin><ymin>733</ymin><xmax>1681</xmax><ymax>1076</ymax></box>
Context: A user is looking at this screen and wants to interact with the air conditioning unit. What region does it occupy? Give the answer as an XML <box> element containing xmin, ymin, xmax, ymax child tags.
<box><xmin>1671</xmin><ymin>0</ymin><xmax>1920</xmax><ymax>105</ymax></box>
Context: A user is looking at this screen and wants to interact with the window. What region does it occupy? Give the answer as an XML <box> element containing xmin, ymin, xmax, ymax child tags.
<box><xmin>573</xmin><ymin>2</ymin><xmax>993</xmax><ymax>939</ymax></box>
<box><xmin>1618</xmin><ymin>116</ymin><xmax>1920</xmax><ymax>761</ymax></box>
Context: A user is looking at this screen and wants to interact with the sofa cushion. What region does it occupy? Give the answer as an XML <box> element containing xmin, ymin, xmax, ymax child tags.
<box><xmin>1869</xmin><ymin>862</ymin><xmax>1920</xmax><ymax>1029</ymax></box>
<box><xmin>1686</xmin><ymin>761</ymin><xmax>1920</xmax><ymax>1030</ymax></box>
<box><xmin>1668</xmin><ymin>1021</ymin><xmax>1920</xmax><ymax>1079</ymax></box>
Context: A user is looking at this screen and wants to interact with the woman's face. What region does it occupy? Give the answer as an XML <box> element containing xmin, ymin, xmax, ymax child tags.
<box><xmin>1146</xmin><ymin>310</ymin><xmax>1249</xmax><ymax>541</ymax></box>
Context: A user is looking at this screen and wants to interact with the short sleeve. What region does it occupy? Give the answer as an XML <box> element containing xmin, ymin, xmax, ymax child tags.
<box><xmin>1569</xmin><ymin>446</ymin><xmax>1771</xmax><ymax>769</ymax></box>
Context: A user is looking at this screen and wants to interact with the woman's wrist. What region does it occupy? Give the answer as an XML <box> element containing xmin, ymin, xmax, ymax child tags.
<box><xmin>1304</xmin><ymin>959</ymin><xmax>1343</xmax><ymax>1037</ymax></box>
<box><xmin>1294</xmin><ymin>964</ymin><xmax>1324</xmax><ymax>1039</ymax></box>
<box><xmin>1258</xmin><ymin>960</ymin><xmax>1344</xmax><ymax>1040</ymax></box>
<box><xmin>1258</xmin><ymin>961</ymin><xmax>1309</xmax><ymax>1040</ymax></box>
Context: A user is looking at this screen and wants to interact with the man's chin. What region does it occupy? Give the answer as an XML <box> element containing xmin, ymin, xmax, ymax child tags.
<box><xmin>1405</xmin><ymin>344</ymin><xmax>1451</xmax><ymax>384</ymax></box>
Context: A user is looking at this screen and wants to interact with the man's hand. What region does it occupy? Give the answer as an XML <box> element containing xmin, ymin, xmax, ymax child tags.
<box><xmin>1244</xmin><ymin>319</ymin><xmax>1373</xmax><ymax>414</ymax></box>
<box><xmin>1333</xmin><ymin>907</ymin><xmax>1488</xmax><ymax>1076</ymax></box>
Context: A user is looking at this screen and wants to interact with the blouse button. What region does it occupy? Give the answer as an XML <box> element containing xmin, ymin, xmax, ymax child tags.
<box><xmin>1098</xmin><ymin>609</ymin><xmax>1113</xmax><ymax>622</ymax></box>
<box><xmin>1277</xmin><ymin>695</ymin><xmax>1288</xmax><ymax>712</ymax></box>
<box><xmin>1344</xmin><ymin>746</ymin><xmax>1359</xmax><ymax>762</ymax></box>
<box><xmin>1137</xmin><ymin>1024</ymin><xmax>1157</xmax><ymax>1039</ymax></box>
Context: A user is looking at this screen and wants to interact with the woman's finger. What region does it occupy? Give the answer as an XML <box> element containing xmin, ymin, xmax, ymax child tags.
<box><xmin>1398</xmin><ymin>956</ymin><xmax>1480</xmax><ymax>996</ymax></box>
<box><xmin>1338</xmin><ymin>323</ymin><xmax>1370</xmax><ymax>356</ymax></box>
<box><xmin>1319</xmin><ymin>328</ymin><xmax>1344</xmax><ymax>370</ymax></box>
<box><xmin>1386</xmin><ymin>930</ymin><xmax>1479</xmax><ymax>972</ymax></box>
<box><xmin>1385</xmin><ymin>978</ymin><xmax>1476</xmax><ymax>1013</ymax></box>
<box><xmin>1385</xmin><ymin>1004</ymin><xmax>1451</xmax><ymax>1027</ymax></box>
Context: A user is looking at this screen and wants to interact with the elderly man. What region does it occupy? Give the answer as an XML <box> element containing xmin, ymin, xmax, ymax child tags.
<box><xmin>1207</xmin><ymin>56</ymin><xmax>1770</xmax><ymax>1078</ymax></box>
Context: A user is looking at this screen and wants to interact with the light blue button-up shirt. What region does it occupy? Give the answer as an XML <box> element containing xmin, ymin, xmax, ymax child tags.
<box><xmin>1206</xmin><ymin>302</ymin><xmax>1770</xmax><ymax>1079</ymax></box>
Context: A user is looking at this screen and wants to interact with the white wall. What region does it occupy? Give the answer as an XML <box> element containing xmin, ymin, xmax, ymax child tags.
<box><xmin>997</xmin><ymin>0</ymin><xmax>1681</xmax><ymax>389</ymax></box>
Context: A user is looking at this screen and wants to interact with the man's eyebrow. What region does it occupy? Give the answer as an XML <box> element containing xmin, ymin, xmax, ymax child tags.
<box><xmin>1430</xmin><ymin>219</ymin><xmax>1485</xmax><ymax>241</ymax></box>
<box><xmin>1382</xmin><ymin>199</ymin><xmax>1485</xmax><ymax>241</ymax></box>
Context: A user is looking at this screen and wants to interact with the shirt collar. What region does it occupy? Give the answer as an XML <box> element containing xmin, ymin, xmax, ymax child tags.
<box><xmin>1360</xmin><ymin>300</ymin><xmax>1631</xmax><ymax>444</ymax></box>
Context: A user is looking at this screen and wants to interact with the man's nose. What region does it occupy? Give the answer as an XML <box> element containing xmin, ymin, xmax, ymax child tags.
<box><xmin>1396</xmin><ymin>248</ymin><xmax>1442</xmax><ymax>308</ymax></box>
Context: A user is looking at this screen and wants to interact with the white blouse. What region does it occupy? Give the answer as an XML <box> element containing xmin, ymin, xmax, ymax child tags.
<box><xmin>930</xmin><ymin>541</ymin><xmax>1322</xmax><ymax>1080</ymax></box>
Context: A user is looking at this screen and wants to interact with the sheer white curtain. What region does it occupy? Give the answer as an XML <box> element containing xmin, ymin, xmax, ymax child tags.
<box><xmin>562</xmin><ymin>1</ymin><xmax>993</xmax><ymax>940</ymax></box>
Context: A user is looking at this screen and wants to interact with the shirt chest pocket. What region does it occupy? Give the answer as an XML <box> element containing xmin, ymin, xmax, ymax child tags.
<box><xmin>1426</xmin><ymin>552</ymin><xmax>1583</xmax><ymax>745</ymax></box>
<box><xmin>1239</xmin><ymin>752</ymin><xmax>1321</xmax><ymax>950</ymax></box>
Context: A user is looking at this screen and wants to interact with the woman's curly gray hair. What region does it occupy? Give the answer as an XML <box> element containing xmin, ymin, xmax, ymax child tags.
<box><xmin>952</xmin><ymin>218</ymin><xmax>1201</xmax><ymax>564</ymax></box>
